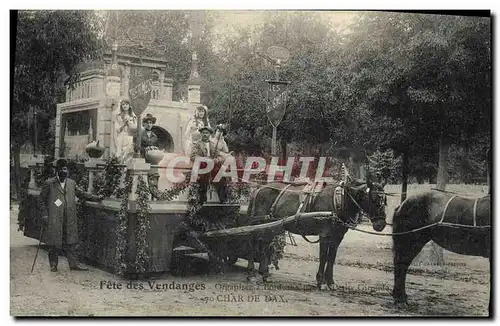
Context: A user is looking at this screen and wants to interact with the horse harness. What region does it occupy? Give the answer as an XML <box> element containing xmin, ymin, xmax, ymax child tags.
<box><xmin>252</xmin><ymin>180</ymin><xmax>358</xmax><ymax>244</ymax></box>
<box><xmin>342</xmin><ymin>193</ymin><xmax>491</xmax><ymax>237</ymax></box>
<box><xmin>438</xmin><ymin>194</ymin><xmax>489</xmax><ymax>228</ymax></box>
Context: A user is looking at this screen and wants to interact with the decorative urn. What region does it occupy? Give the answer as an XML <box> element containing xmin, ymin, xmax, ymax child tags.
<box><xmin>145</xmin><ymin>147</ymin><xmax>164</xmax><ymax>165</ymax></box>
<box><xmin>85</xmin><ymin>140</ymin><xmax>105</xmax><ymax>158</ymax></box>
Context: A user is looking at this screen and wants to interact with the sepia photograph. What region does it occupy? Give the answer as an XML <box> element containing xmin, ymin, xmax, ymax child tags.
<box><xmin>9</xmin><ymin>8</ymin><xmax>491</xmax><ymax>317</ymax></box>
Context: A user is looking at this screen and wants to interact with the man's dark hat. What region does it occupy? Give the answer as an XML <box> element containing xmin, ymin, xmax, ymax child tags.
<box><xmin>199</xmin><ymin>126</ymin><xmax>214</xmax><ymax>134</ymax></box>
<box><xmin>55</xmin><ymin>159</ymin><xmax>68</xmax><ymax>170</ymax></box>
<box><xmin>142</xmin><ymin>113</ymin><xmax>157</xmax><ymax>124</ymax></box>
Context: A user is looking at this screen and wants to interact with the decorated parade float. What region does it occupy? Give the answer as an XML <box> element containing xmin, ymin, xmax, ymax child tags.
<box><xmin>18</xmin><ymin>11</ymin><xmax>375</xmax><ymax>281</ymax></box>
<box><xmin>18</xmin><ymin>11</ymin><xmax>297</xmax><ymax>278</ymax></box>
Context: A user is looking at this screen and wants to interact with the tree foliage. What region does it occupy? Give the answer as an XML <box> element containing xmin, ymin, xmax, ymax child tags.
<box><xmin>342</xmin><ymin>12</ymin><xmax>491</xmax><ymax>166</ymax></box>
<box><xmin>13</xmin><ymin>10</ymin><xmax>491</xmax><ymax>188</ymax></box>
<box><xmin>196</xmin><ymin>12</ymin><xmax>490</xmax><ymax>184</ymax></box>
<box><xmin>12</xmin><ymin>10</ymin><xmax>104</xmax><ymax>152</ymax></box>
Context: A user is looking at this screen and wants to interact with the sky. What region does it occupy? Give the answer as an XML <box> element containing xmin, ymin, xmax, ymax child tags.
<box><xmin>211</xmin><ymin>10</ymin><xmax>357</xmax><ymax>35</ymax></box>
<box><xmin>99</xmin><ymin>10</ymin><xmax>358</xmax><ymax>42</ymax></box>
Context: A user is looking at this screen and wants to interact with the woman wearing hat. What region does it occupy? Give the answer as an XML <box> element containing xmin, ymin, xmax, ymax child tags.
<box><xmin>184</xmin><ymin>105</ymin><xmax>211</xmax><ymax>155</ymax></box>
<box><xmin>140</xmin><ymin>113</ymin><xmax>159</xmax><ymax>158</ymax></box>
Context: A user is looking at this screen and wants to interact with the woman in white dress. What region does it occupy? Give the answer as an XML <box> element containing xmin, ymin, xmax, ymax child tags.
<box><xmin>184</xmin><ymin>105</ymin><xmax>210</xmax><ymax>154</ymax></box>
<box><xmin>112</xmin><ymin>100</ymin><xmax>137</xmax><ymax>164</ymax></box>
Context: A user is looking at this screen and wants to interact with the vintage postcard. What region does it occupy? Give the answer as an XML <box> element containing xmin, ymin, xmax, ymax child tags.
<box><xmin>10</xmin><ymin>9</ymin><xmax>491</xmax><ymax>317</ymax></box>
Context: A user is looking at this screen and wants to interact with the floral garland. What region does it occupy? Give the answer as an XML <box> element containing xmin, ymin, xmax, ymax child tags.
<box><xmin>93</xmin><ymin>157</ymin><xmax>123</xmax><ymax>198</ymax></box>
<box><xmin>114</xmin><ymin>171</ymin><xmax>132</xmax><ymax>276</ymax></box>
<box><xmin>269</xmin><ymin>232</ymin><xmax>286</xmax><ymax>269</ymax></box>
<box><xmin>101</xmin><ymin>157</ymin><xmax>122</xmax><ymax>197</ymax></box>
<box><xmin>132</xmin><ymin>176</ymin><xmax>151</xmax><ymax>274</ymax></box>
<box><xmin>149</xmin><ymin>179</ymin><xmax>189</xmax><ymax>201</ymax></box>
<box><xmin>186</xmin><ymin>181</ymin><xmax>206</xmax><ymax>231</ymax></box>
<box><xmin>226</xmin><ymin>181</ymin><xmax>251</xmax><ymax>204</ymax></box>
<box><xmin>76</xmin><ymin>171</ymin><xmax>89</xmax><ymax>253</ymax></box>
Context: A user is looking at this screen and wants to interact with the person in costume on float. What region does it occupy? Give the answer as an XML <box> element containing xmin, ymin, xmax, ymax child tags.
<box><xmin>112</xmin><ymin>100</ymin><xmax>137</xmax><ymax>164</ymax></box>
<box><xmin>184</xmin><ymin>105</ymin><xmax>210</xmax><ymax>155</ymax></box>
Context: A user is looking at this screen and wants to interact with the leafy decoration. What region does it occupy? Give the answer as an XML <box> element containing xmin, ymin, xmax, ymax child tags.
<box><xmin>149</xmin><ymin>178</ymin><xmax>189</xmax><ymax>201</ymax></box>
<box><xmin>269</xmin><ymin>232</ymin><xmax>286</xmax><ymax>269</ymax></box>
<box><xmin>114</xmin><ymin>171</ymin><xmax>132</xmax><ymax>276</ymax></box>
<box><xmin>132</xmin><ymin>176</ymin><xmax>151</xmax><ymax>273</ymax></box>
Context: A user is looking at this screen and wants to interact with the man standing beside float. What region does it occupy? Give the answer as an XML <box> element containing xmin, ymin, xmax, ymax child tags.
<box><xmin>38</xmin><ymin>159</ymin><xmax>103</xmax><ymax>272</ymax></box>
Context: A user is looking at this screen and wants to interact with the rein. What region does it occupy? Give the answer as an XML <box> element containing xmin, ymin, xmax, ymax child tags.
<box><xmin>342</xmin><ymin>194</ymin><xmax>490</xmax><ymax>237</ymax></box>
<box><xmin>335</xmin><ymin>216</ymin><xmax>490</xmax><ymax>237</ymax></box>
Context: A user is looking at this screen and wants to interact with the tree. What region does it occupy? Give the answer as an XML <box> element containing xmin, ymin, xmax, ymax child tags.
<box><xmin>367</xmin><ymin>149</ymin><xmax>402</xmax><ymax>184</ymax></box>
<box><xmin>206</xmin><ymin>12</ymin><xmax>353</xmax><ymax>158</ymax></box>
<box><xmin>342</xmin><ymin>12</ymin><xmax>490</xmax><ymax>184</ymax></box>
<box><xmin>342</xmin><ymin>12</ymin><xmax>491</xmax><ymax>264</ymax></box>
<box><xmin>12</xmin><ymin>10</ymin><xmax>104</xmax><ymax>199</ymax></box>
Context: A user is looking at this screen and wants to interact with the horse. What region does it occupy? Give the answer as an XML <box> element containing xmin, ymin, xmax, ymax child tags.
<box><xmin>244</xmin><ymin>178</ymin><xmax>388</xmax><ymax>289</ymax></box>
<box><xmin>391</xmin><ymin>190</ymin><xmax>491</xmax><ymax>308</ymax></box>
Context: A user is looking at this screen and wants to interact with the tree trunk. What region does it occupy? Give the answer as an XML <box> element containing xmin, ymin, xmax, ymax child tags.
<box><xmin>11</xmin><ymin>145</ymin><xmax>22</xmax><ymax>201</ymax></box>
<box><xmin>401</xmin><ymin>151</ymin><xmax>409</xmax><ymax>203</ymax></box>
<box><xmin>436</xmin><ymin>135</ymin><xmax>450</xmax><ymax>190</ymax></box>
<box><xmin>280</xmin><ymin>138</ymin><xmax>287</xmax><ymax>163</ymax></box>
<box><xmin>429</xmin><ymin>134</ymin><xmax>449</xmax><ymax>266</ymax></box>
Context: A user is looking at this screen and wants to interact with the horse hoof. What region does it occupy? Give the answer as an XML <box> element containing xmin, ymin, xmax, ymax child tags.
<box><xmin>319</xmin><ymin>284</ymin><xmax>328</xmax><ymax>291</ymax></box>
<box><xmin>262</xmin><ymin>277</ymin><xmax>269</xmax><ymax>283</ymax></box>
<box><xmin>395</xmin><ymin>301</ymin><xmax>409</xmax><ymax>310</ymax></box>
<box><xmin>326</xmin><ymin>283</ymin><xmax>335</xmax><ymax>291</ymax></box>
<box><xmin>247</xmin><ymin>276</ymin><xmax>257</xmax><ymax>283</ymax></box>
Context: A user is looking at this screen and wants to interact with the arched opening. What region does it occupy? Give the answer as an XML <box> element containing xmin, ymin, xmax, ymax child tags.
<box><xmin>152</xmin><ymin>126</ymin><xmax>174</xmax><ymax>152</ymax></box>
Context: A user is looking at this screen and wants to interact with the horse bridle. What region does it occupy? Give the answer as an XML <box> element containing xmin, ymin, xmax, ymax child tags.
<box><xmin>296</xmin><ymin>182</ymin><xmax>387</xmax><ymax>243</ymax></box>
<box><xmin>341</xmin><ymin>183</ymin><xmax>387</xmax><ymax>226</ymax></box>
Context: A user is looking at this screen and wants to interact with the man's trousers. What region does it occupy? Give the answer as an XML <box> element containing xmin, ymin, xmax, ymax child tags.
<box><xmin>48</xmin><ymin>243</ymin><xmax>79</xmax><ymax>268</ymax></box>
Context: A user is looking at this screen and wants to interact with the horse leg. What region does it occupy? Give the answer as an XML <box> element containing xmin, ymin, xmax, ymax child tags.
<box><xmin>258</xmin><ymin>239</ymin><xmax>271</xmax><ymax>283</ymax></box>
<box><xmin>324</xmin><ymin>228</ymin><xmax>347</xmax><ymax>290</ymax></box>
<box><xmin>246</xmin><ymin>237</ymin><xmax>257</xmax><ymax>282</ymax></box>
<box><xmin>316</xmin><ymin>239</ymin><xmax>328</xmax><ymax>290</ymax></box>
<box><xmin>392</xmin><ymin>232</ymin><xmax>431</xmax><ymax>309</ymax></box>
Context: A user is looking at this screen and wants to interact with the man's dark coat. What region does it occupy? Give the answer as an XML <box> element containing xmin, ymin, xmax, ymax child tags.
<box><xmin>38</xmin><ymin>177</ymin><xmax>99</xmax><ymax>247</ymax></box>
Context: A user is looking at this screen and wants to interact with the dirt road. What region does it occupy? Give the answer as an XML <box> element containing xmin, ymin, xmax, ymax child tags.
<box><xmin>10</xmin><ymin>205</ymin><xmax>490</xmax><ymax>317</ymax></box>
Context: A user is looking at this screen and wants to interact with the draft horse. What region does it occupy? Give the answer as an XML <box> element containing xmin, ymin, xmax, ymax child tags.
<box><xmin>245</xmin><ymin>178</ymin><xmax>388</xmax><ymax>289</ymax></box>
<box><xmin>391</xmin><ymin>190</ymin><xmax>491</xmax><ymax>308</ymax></box>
